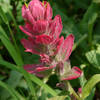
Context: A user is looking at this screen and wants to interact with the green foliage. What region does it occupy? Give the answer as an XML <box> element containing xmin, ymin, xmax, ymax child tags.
<box><xmin>86</xmin><ymin>44</ymin><xmax>100</xmax><ymax>70</ymax></box>
<box><xmin>0</xmin><ymin>26</ymin><xmax>23</xmax><ymax>66</ymax></box>
<box><xmin>48</xmin><ymin>96</ymin><xmax>67</xmax><ymax>100</ymax></box>
<box><xmin>0</xmin><ymin>59</ymin><xmax>57</xmax><ymax>97</ymax></box>
<box><xmin>0</xmin><ymin>81</ymin><xmax>25</xmax><ymax>100</ymax></box>
<box><xmin>81</xmin><ymin>74</ymin><xmax>100</xmax><ymax>100</ymax></box>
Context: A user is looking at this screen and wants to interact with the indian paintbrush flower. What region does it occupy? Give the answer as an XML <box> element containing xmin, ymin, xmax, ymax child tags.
<box><xmin>20</xmin><ymin>0</ymin><xmax>82</xmax><ymax>80</ymax></box>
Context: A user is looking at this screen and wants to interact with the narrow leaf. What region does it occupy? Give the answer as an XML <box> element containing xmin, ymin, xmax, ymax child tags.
<box><xmin>48</xmin><ymin>96</ymin><xmax>67</xmax><ymax>100</ymax></box>
<box><xmin>82</xmin><ymin>74</ymin><xmax>100</xmax><ymax>99</ymax></box>
<box><xmin>0</xmin><ymin>81</ymin><xmax>25</xmax><ymax>100</ymax></box>
<box><xmin>0</xmin><ymin>60</ymin><xmax>57</xmax><ymax>97</ymax></box>
<box><xmin>0</xmin><ymin>26</ymin><xmax>23</xmax><ymax>66</ymax></box>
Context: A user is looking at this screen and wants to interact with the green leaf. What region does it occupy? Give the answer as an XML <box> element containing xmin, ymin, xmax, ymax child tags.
<box><xmin>0</xmin><ymin>60</ymin><xmax>58</xmax><ymax>97</ymax></box>
<box><xmin>0</xmin><ymin>6</ymin><xmax>21</xmax><ymax>56</ymax></box>
<box><xmin>81</xmin><ymin>74</ymin><xmax>100</xmax><ymax>99</ymax></box>
<box><xmin>0</xmin><ymin>59</ymin><xmax>37</xmax><ymax>99</ymax></box>
<box><xmin>0</xmin><ymin>81</ymin><xmax>25</xmax><ymax>100</ymax></box>
<box><xmin>30</xmin><ymin>74</ymin><xmax>57</xmax><ymax>96</ymax></box>
<box><xmin>0</xmin><ymin>25</ymin><xmax>9</xmax><ymax>39</ymax></box>
<box><xmin>0</xmin><ymin>26</ymin><xmax>23</xmax><ymax>66</ymax></box>
<box><xmin>84</xmin><ymin>88</ymin><xmax>95</xmax><ymax>100</ymax></box>
<box><xmin>81</xmin><ymin>3</ymin><xmax>99</xmax><ymax>24</ymax></box>
<box><xmin>80</xmin><ymin>2</ymin><xmax>99</xmax><ymax>47</ymax></box>
<box><xmin>79</xmin><ymin>72</ymin><xmax>87</xmax><ymax>88</ymax></box>
<box><xmin>93</xmin><ymin>0</ymin><xmax>100</xmax><ymax>3</ymax></box>
<box><xmin>0</xmin><ymin>26</ymin><xmax>37</xmax><ymax>99</ymax></box>
<box><xmin>86</xmin><ymin>49</ymin><xmax>100</xmax><ymax>70</ymax></box>
<box><xmin>0</xmin><ymin>6</ymin><xmax>8</xmax><ymax>24</ymax></box>
<box><xmin>0</xmin><ymin>71</ymin><xmax>22</xmax><ymax>100</ymax></box>
<box><xmin>0</xmin><ymin>56</ymin><xmax>23</xmax><ymax>100</ymax></box>
<box><xmin>48</xmin><ymin>96</ymin><xmax>67</xmax><ymax>100</ymax></box>
<box><xmin>0</xmin><ymin>0</ymin><xmax>11</xmax><ymax>13</ymax></box>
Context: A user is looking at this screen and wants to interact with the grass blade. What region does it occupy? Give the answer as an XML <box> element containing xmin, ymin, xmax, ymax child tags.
<box><xmin>0</xmin><ymin>26</ymin><xmax>23</xmax><ymax>66</ymax></box>
<box><xmin>30</xmin><ymin>74</ymin><xmax>58</xmax><ymax>96</ymax></box>
<box><xmin>0</xmin><ymin>81</ymin><xmax>25</xmax><ymax>100</ymax></box>
<box><xmin>0</xmin><ymin>60</ymin><xmax>58</xmax><ymax>97</ymax></box>
<box><xmin>0</xmin><ymin>26</ymin><xmax>36</xmax><ymax>99</ymax></box>
<box><xmin>0</xmin><ymin>6</ymin><xmax>20</xmax><ymax>55</ymax></box>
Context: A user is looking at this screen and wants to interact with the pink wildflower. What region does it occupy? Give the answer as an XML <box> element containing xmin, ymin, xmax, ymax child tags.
<box><xmin>20</xmin><ymin>0</ymin><xmax>82</xmax><ymax>80</ymax></box>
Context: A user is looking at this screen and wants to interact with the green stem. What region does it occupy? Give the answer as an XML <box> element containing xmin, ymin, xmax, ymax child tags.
<box><xmin>66</xmin><ymin>81</ymin><xmax>80</xmax><ymax>100</ymax></box>
<box><xmin>38</xmin><ymin>76</ymin><xmax>49</xmax><ymax>98</ymax></box>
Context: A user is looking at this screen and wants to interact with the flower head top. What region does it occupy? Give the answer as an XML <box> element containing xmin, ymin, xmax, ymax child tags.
<box><xmin>22</xmin><ymin>0</ymin><xmax>52</xmax><ymax>22</ymax></box>
<box><xmin>20</xmin><ymin>0</ymin><xmax>62</xmax><ymax>40</ymax></box>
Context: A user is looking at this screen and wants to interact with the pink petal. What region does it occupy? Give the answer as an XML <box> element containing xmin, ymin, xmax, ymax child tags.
<box><xmin>21</xmin><ymin>38</ymin><xmax>39</xmax><ymax>54</ymax></box>
<box><xmin>62</xmin><ymin>66</ymin><xmax>82</xmax><ymax>80</ymax></box>
<box><xmin>28</xmin><ymin>37</ymin><xmax>48</xmax><ymax>54</ymax></box>
<box><xmin>35</xmin><ymin>34</ymin><xmax>53</xmax><ymax>45</ymax></box>
<box><xmin>72</xmin><ymin>67</ymin><xmax>82</xmax><ymax>75</ymax></box>
<box><xmin>49</xmin><ymin>36</ymin><xmax>64</xmax><ymax>56</ymax></box>
<box><xmin>54</xmin><ymin>36</ymin><xmax>64</xmax><ymax>55</ymax></box>
<box><xmin>44</xmin><ymin>1</ymin><xmax>53</xmax><ymax>20</ymax></box>
<box><xmin>40</xmin><ymin>54</ymin><xmax>50</xmax><ymax>64</ymax></box>
<box><xmin>19</xmin><ymin>22</ymin><xmax>34</xmax><ymax>37</ymax></box>
<box><xmin>62</xmin><ymin>34</ymin><xmax>74</xmax><ymax>61</ymax></box>
<box><xmin>49</xmin><ymin>15</ymin><xmax>63</xmax><ymax>39</ymax></box>
<box><xmin>24</xmin><ymin>64</ymin><xmax>43</xmax><ymax>73</ymax></box>
<box><xmin>24</xmin><ymin>64</ymin><xmax>45</xmax><ymax>77</ymax></box>
<box><xmin>29</xmin><ymin>0</ymin><xmax>45</xmax><ymax>20</ymax></box>
<box><xmin>78</xmin><ymin>88</ymin><xmax>82</xmax><ymax>93</ymax></box>
<box><xmin>32</xmin><ymin>20</ymin><xmax>49</xmax><ymax>34</ymax></box>
<box><xmin>24</xmin><ymin>64</ymin><xmax>56</xmax><ymax>77</ymax></box>
<box><xmin>22</xmin><ymin>5</ymin><xmax>27</xmax><ymax>18</ymax></box>
<box><xmin>35</xmin><ymin>64</ymin><xmax>56</xmax><ymax>72</ymax></box>
<box><xmin>21</xmin><ymin>38</ymin><xmax>33</xmax><ymax>53</ymax></box>
<box><xmin>22</xmin><ymin>5</ymin><xmax>35</xmax><ymax>24</ymax></box>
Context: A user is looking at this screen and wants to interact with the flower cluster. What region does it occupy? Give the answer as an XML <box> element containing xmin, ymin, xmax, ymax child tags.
<box><xmin>20</xmin><ymin>0</ymin><xmax>82</xmax><ymax>80</ymax></box>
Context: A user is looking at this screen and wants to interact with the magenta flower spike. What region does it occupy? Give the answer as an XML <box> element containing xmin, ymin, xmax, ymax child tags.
<box><xmin>20</xmin><ymin>0</ymin><xmax>82</xmax><ymax>80</ymax></box>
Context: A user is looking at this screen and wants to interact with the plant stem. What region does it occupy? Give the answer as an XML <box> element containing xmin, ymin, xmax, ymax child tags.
<box><xmin>66</xmin><ymin>81</ymin><xmax>80</xmax><ymax>100</ymax></box>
